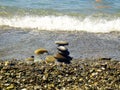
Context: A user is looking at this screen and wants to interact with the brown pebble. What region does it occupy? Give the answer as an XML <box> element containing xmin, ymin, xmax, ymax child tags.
<box><xmin>34</xmin><ymin>48</ymin><xmax>48</xmax><ymax>55</ymax></box>
<box><xmin>45</xmin><ymin>55</ymin><xmax>56</xmax><ymax>63</ymax></box>
<box><xmin>54</xmin><ymin>53</ymin><xmax>67</xmax><ymax>60</ymax></box>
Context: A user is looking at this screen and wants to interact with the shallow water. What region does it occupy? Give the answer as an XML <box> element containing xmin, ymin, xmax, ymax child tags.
<box><xmin>0</xmin><ymin>29</ymin><xmax>120</xmax><ymax>60</ymax></box>
<box><xmin>0</xmin><ymin>0</ymin><xmax>120</xmax><ymax>60</ymax></box>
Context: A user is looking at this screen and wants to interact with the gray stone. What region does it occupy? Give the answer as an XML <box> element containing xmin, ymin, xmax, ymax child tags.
<box><xmin>55</xmin><ymin>41</ymin><xmax>69</xmax><ymax>46</ymax></box>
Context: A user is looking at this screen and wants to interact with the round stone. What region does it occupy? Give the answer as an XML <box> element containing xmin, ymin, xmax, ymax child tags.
<box><xmin>58</xmin><ymin>50</ymin><xmax>70</xmax><ymax>56</ymax></box>
<box><xmin>54</xmin><ymin>53</ymin><xmax>67</xmax><ymax>60</ymax></box>
<box><xmin>57</xmin><ymin>46</ymin><xmax>68</xmax><ymax>52</ymax></box>
<box><xmin>34</xmin><ymin>48</ymin><xmax>48</xmax><ymax>55</ymax></box>
<box><xmin>55</xmin><ymin>41</ymin><xmax>69</xmax><ymax>46</ymax></box>
<box><xmin>45</xmin><ymin>55</ymin><xmax>56</xmax><ymax>63</ymax></box>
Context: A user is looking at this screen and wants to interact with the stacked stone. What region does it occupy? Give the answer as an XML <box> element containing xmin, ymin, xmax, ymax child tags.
<box><xmin>54</xmin><ymin>41</ymin><xmax>72</xmax><ymax>64</ymax></box>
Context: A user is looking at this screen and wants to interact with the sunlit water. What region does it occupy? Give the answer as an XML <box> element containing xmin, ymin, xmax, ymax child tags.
<box><xmin>0</xmin><ymin>0</ymin><xmax>120</xmax><ymax>60</ymax></box>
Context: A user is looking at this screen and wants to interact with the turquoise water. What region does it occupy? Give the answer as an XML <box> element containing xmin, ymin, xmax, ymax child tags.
<box><xmin>0</xmin><ymin>0</ymin><xmax>120</xmax><ymax>14</ymax></box>
<box><xmin>0</xmin><ymin>0</ymin><xmax>120</xmax><ymax>32</ymax></box>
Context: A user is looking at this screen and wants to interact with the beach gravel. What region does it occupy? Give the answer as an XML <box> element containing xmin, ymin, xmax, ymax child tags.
<box><xmin>0</xmin><ymin>59</ymin><xmax>120</xmax><ymax>90</ymax></box>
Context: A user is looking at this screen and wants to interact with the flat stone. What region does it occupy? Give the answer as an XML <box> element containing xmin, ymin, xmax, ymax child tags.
<box><xmin>58</xmin><ymin>50</ymin><xmax>70</xmax><ymax>56</ymax></box>
<box><xmin>57</xmin><ymin>46</ymin><xmax>68</xmax><ymax>52</ymax></box>
<box><xmin>55</xmin><ymin>41</ymin><xmax>69</xmax><ymax>46</ymax></box>
<box><xmin>100</xmin><ymin>58</ymin><xmax>112</xmax><ymax>60</ymax></box>
<box><xmin>34</xmin><ymin>48</ymin><xmax>48</xmax><ymax>55</ymax></box>
<box><xmin>45</xmin><ymin>55</ymin><xmax>56</xmax><ymax>63</ymax></box>
<box><xmin>54</xmin><ymin>53</ymin><xmax>67</xmax><ymax>60</ymax></box>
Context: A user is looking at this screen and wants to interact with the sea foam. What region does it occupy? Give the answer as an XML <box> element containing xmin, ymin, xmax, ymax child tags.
<box><xmin>0</xmin><ymin>15</ymin><xmax>120</xmax><ymax>33</ymax></box>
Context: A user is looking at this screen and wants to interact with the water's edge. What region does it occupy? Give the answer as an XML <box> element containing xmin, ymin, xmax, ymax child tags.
<box><xmin>0</xmin><ymin>29</ymin><xmax>120</xmax><ymax>60</ymax></box>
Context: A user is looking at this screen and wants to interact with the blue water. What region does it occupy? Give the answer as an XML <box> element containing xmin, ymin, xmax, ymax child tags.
<box><xmin>0</xmin><ymin>0</ymin><xmax>120</xmax><ymax>32</ymax></box>
<box><xmin>0</xmin><ymin>0</ymin><xmax>120</xmax><ymax>60</ymax></box>
<box><xmin>0</xmin><ymin>0</ymin><xmax>120</xmax><ymax>14</ymax></box>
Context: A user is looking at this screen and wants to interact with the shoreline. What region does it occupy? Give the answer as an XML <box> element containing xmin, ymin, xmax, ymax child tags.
<box><xmin>0</xmin><ymin>29</ymin><xmax>120</xmax><ymax>60</ymax></box>
<box><xmin>0</xmin><ymin>59</ymin><xmax>120</xmax><ymax>89</ymax></box>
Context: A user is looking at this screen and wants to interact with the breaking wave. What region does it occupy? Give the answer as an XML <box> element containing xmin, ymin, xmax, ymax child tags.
<box><xmin>0</xmin><ymin>15</ymin><xmax>120</xmax><ymax>33</ymax></box>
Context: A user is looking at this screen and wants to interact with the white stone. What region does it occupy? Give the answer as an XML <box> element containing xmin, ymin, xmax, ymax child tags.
<box><xmin>57</xmin><ymin>46</ymin><xmax>68</xmax><ymax>51</ymax></box>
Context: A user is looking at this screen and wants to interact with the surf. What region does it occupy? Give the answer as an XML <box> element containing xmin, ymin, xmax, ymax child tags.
<box><xmin>0</xmin><ymin>15</ymin><xmax>120</xmax><ymax>33</ymax></box>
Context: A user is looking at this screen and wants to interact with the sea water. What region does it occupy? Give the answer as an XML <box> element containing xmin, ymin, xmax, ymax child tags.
<box><xmin>0</xmin><ymin>0</ymin><xmax>120</xmax><ymax>32</ymax></box>
<box><xmin>0</xmin><ymin>0</ymin><xmax>120</xmax><ymax>60</ymax></box>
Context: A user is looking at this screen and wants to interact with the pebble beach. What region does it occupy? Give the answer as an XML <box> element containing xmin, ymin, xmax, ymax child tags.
<box><xmin>0</xmin><ymin>0</ymin><xmax>120</xmax><ymax>89</ymax></box>
<box><xmin>0</xmin><ymin>59</ymin><xmax>120</xmax><ymax>90</ymax></box>
<box><xmin>0</xmin><ymin>30</ymin><xmax>120</xmax><ymax>90</ymax></box>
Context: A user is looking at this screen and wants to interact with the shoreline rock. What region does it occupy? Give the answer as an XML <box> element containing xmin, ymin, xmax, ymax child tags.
<box><xmin>54</xmin><ymin>41</ymin><xmax>72</xmax><ymax>64</ymax></box>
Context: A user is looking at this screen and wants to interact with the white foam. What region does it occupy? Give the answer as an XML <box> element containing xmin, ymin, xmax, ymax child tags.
<box><xmin>0</xmin><ymin>15</ymin><xmax>120</xmax><ymax>33</ymax></box>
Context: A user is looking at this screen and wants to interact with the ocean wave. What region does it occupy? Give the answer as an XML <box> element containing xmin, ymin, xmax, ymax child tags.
<box><xmin>0</xmin><ymin>15</ymin><xmax>120</xmax><ymax>33</ymax></box>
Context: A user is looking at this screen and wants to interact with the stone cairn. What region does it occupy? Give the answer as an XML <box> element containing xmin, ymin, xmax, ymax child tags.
<box><xmin>25</xmin><ymin>41</ymin><xmax>72</xmax><ymax>64</ymax></box>
<box><xmin>54</xmin><ymin>41</ymin><xmax>72</xmax><ymax>64</ymax></box>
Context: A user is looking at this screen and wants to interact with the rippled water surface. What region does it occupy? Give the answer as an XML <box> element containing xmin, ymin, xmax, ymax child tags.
<box><xmin>0</xmin><ymin>0</ymin><xmax>120</xmax><ymax>60</ymax></box>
